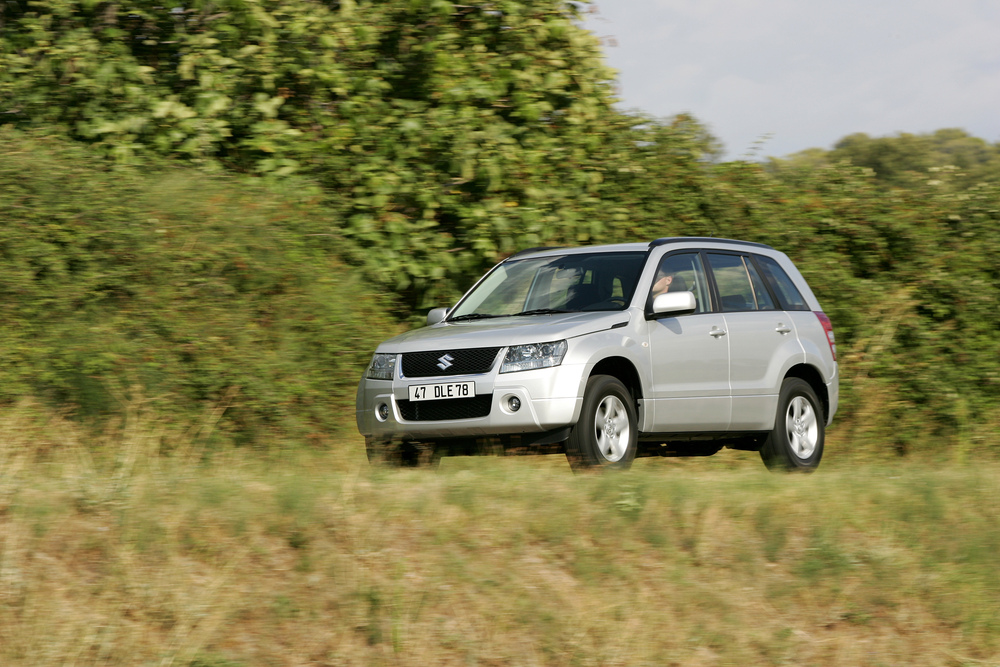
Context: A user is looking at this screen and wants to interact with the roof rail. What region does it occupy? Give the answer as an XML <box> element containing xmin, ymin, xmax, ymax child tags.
<box><xmin>505</xmin><ymin>246</ymin><xmax>563</xmax><ymax>259</ymax></box>
<box><xmin>648</xmin><ymin>237</ymin><xmax>774</xmax><ymax>250</ymax></box>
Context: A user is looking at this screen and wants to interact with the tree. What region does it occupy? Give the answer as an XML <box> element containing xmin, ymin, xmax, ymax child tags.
<box><xmin>769</xmin><ymin>129</ymin><xmax>1000</xmax><ymax>191</ymax></box>
<box><xmin>4</xmin><ymin>0</ymin><xmax>669</xmax><ymax>307</ymax></box>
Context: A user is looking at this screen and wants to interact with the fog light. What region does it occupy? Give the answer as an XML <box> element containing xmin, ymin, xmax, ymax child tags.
<box><xmin>507</xmin><ymin>396</ymin><xmax>521</xmax><ymax>412</ymax></box>
<box><xmin>377</xmin><ymin>403</ymin><xmax>390</xmax><ymax>421</ymax></box>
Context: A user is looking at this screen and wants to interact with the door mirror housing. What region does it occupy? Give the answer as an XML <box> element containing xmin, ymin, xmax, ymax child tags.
<box><xmin>651</xmin><ymin>291</ymin><xmax>697</xmax><ymax>317</ymax></box>
<box><xmin>426</xmin><ymin>307</ymin><xmax>449</xmax><ymax>326</ymax></box>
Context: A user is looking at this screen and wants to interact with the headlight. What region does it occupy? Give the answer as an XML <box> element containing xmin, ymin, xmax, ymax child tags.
<box><xmin>500</xmin><ymin>340</ymin><xmax>568</xmax><ymax>373</ymax></box>
<box><xmin>366</xmin><ymin>353</ymin><xmax>397</xmax><ymax>380</ymax></box>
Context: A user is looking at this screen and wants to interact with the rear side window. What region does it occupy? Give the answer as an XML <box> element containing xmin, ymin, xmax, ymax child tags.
<box><xmin>754</xmin><ymin>255</ymin><xmax>809</xmax><ymax>311</ymax></box>
<box><xmin>707</xmin><ymin>253</ymin><xmax>775</xmax><ymax>312</ymax></box>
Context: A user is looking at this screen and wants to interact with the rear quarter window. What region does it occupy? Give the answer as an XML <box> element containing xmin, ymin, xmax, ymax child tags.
<box><xmin>753</xmin><ymin>255</ymin><xmax>810</xmax><ymax>311</ymax></box>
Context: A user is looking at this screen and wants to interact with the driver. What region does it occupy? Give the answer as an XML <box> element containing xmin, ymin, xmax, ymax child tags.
<box><xmin>651</xmin><ymin>270</ymin><xmax>688</xmax><ymax>298</ymax></box>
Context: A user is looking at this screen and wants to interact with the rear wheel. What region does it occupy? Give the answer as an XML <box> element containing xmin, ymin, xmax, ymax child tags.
<box><xmin>760</xmin><ymin>378</ymin><xmax>824</xmax><ymax>472</ymax></box>
<box><xmin>565</xmin><ymin>375</ymin><xmax>638</xmax><ymax>472</ymax></box>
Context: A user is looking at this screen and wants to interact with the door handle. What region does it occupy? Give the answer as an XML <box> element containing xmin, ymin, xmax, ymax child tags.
<box><xmin>709</xmin><ymin>328</ymin><xmax>727</xmax><ymax>338</ymax></box>
<box><xmin>775</xmin><ymin>324</ymin><xmax>792</xmax><ymax>335</ymax></box>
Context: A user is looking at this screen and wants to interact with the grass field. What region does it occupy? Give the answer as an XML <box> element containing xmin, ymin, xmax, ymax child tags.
<box><xmin>1</xmin><ymin>404</ymin><xmax>999</xmax><ymax>666</ymax></box>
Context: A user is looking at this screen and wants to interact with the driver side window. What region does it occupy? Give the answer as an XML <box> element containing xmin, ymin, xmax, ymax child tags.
<box><xmin>650</xmin><ymin>253</ymin><xmax>709</xmax><ymax>314</ymax></box>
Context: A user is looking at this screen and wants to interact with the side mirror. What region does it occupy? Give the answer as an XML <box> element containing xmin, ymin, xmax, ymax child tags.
<box><xmin>651</xmin><ymin>291</ymin><xmax>697</xmax><ymax>317</ymax></box>
<box><xmin>426</xmin><ymin>307</ymin><xmax>449</xmax><ymax>325</ymax></box>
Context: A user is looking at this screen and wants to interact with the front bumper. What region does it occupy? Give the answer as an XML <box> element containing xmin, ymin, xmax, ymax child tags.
<box><xmin>356</xmin><ymin>361</ymin><xmax>587</xmax><ymax>441</ymax></box>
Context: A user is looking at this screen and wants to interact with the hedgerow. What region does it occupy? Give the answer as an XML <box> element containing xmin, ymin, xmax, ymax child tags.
<box><xmin>2</xmin><ymin>0</ymin><xmax>999</xmax><ymax>452</ymax></box>
<box><xmin>0</xmin><ymin>129</ymin><xmax>399</xmax><ymax>445</ymax></box>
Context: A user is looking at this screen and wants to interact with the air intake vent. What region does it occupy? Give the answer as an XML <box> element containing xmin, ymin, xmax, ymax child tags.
<box><xmin>396</xmin><ymin>395</ymin><xmax>493</xmax><ymax>421</ymax></box>
<box><xmin>401</xmin><ymin>347</ymin><xmax>501</xmax><ymax>378</ymax></box>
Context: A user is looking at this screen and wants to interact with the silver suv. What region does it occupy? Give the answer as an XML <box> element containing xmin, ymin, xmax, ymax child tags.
<box><xmin>357</xmin><ymin>238</ymin><xmax>838</xmax><ymax>471</ymax></box>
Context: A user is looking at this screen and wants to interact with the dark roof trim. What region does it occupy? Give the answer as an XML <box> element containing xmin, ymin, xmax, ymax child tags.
<box><xmin>648</xmin><ymin>237</ymin><xmax>774</xmax><ymax>250</ymax></box>
<box><xmin>505</xmin><ymin>246</ymin><xmax>564</xmax><ymax>260</ymax></box>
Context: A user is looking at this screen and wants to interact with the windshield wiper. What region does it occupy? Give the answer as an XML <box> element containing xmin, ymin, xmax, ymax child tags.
<box><xmin>450</xmin><ymin>309</ymin><xmax>571</xmax><ymax>321</ymax></box>
<box><xmin>513</xmin><ymin>308</ymin><xmax>573</xmax><ymax>317</ymax></box>
<box><xmin>447</xmin><ymin>313</ymin><xmax>498</xmax><ymax>322</ymax></box>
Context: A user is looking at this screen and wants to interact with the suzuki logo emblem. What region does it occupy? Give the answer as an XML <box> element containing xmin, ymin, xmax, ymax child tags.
<box><xmin>437</xmin><ymin>354</ymin><xmax>455</xmax><ymax>371</ymax></box>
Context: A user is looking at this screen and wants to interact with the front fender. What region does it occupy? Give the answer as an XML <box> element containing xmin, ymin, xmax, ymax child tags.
<box><xmin>562</xmin><ymin>324</ymin><xmax>650</xmax><ymax>425</ymax></box>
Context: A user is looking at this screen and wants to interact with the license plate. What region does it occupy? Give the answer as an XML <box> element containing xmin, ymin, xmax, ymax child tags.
<box><xmin>408</xmin><ymin>381</ymin><xmax>476</xmax><ymax>402</ymax></box>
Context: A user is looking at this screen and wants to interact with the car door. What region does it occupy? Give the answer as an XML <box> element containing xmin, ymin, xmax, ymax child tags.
<box><xmin>705</xmin><ymin>252</ymin><xmax>804</xmax><ymax>430</ymax></box>
<box><xmin>645</xmin><ymin>251</ymin><xmax>732</xmax><ymax>431</ymax></box>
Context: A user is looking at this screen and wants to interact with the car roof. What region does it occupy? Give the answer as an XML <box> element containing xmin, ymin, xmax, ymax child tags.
<box><xmin>504</xmin><ymin>237</ymin><xmax>773</xmax><ymax>261</ymax></box>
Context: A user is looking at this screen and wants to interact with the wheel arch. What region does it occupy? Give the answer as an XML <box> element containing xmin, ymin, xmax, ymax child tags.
<box><xmin>590</xmin><ymin>356</ymin><xmax>644</xmax><ymax>406</ymax></box>
<box><xmin>784</xmin><ymin>363</ymin><xmax>829</xmax><ymax>421</ymax></box>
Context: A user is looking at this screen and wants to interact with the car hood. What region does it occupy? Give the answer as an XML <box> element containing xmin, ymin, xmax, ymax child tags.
<box><xmin>377</xmin><ymin>310</ymin><xmax>632</xmax><ymax>353</ymax></box>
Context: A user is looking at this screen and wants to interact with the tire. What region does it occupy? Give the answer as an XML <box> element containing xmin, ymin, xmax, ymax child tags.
<box><xmin>760</xmin><ymin>378</ymin><xmax>825</xmax><ymax>472</ymax></box>
<box><xmin>366</xmin><ymin>438</ymin><xmax>440</xmax><ymax>468</ymax></box>
<box><xmin>565</xmin><ymin>375</ymin><xmax>638</xmax><ymax>472</ymax></box>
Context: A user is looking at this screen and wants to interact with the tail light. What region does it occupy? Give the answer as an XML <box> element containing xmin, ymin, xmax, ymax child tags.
<box><xmin>814</xmin><ymin>311</ymin><xmax>836</xmax><ymax>361</ymax></box>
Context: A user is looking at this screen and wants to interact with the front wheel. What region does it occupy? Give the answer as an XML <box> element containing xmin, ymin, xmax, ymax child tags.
<box><xmin>565</xmin><ymin>375</ymin><xmax>638</xmax><ymax>472</ymax></box>
<box><xmin>760</xmin><ymin>378</ymin><xmax>825</xmax><ymax>472</ymax></box>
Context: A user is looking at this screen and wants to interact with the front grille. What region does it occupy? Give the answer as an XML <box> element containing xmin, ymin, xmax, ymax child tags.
<box><xmin>401</xmin><ymin>347</ymin><xmax>502</xmax><ymax>378</ymax></box>
<box><xmin>397</xmin><ymin>394</ymin><xmax>493</xmax><ymax>421</ymax></box>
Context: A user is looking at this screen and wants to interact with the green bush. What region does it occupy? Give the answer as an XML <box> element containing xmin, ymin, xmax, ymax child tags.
<box><xmin>0</xmin><ymin>129</ymin><xmax>400</xmax><ymax>445</ymax></box>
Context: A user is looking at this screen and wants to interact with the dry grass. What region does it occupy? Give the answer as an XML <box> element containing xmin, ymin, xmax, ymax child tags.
<box><xmin>2</xmin><ymin>401</ymin><xmax>999</xmax><ymax>666</ymax></box>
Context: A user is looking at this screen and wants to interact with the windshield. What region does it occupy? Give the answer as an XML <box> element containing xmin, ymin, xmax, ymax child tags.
<box><xmin>449</xmin><ymin>252</ymin><xmax>646</xmax><ymax>320</ymax></box>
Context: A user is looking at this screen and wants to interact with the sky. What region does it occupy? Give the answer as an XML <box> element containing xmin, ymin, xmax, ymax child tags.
<box><xmin>582</xmin><ymin>0</ymin><xmax>1000</xmax><ymax>160</ymax></box>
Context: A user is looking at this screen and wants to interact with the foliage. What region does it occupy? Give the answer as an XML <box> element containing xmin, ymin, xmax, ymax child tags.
<box><xmin>0</xmin><ymin>129</ymin><xmax>400</xmax><ymax>444</ymax></box>
<box><xmin>3</xmin><ymin>0</ymin><xmax>1000</xmax><ymax>451</ymax></box>
<box><xmin>2</xmin><ymin>0</ymin><xmax>646</xmax><ymax>307</ymax></box>
<box><xmin>770</xmin><ymin>128</ymin><xmax>1000</xmax><ymax>190</ymax></box>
